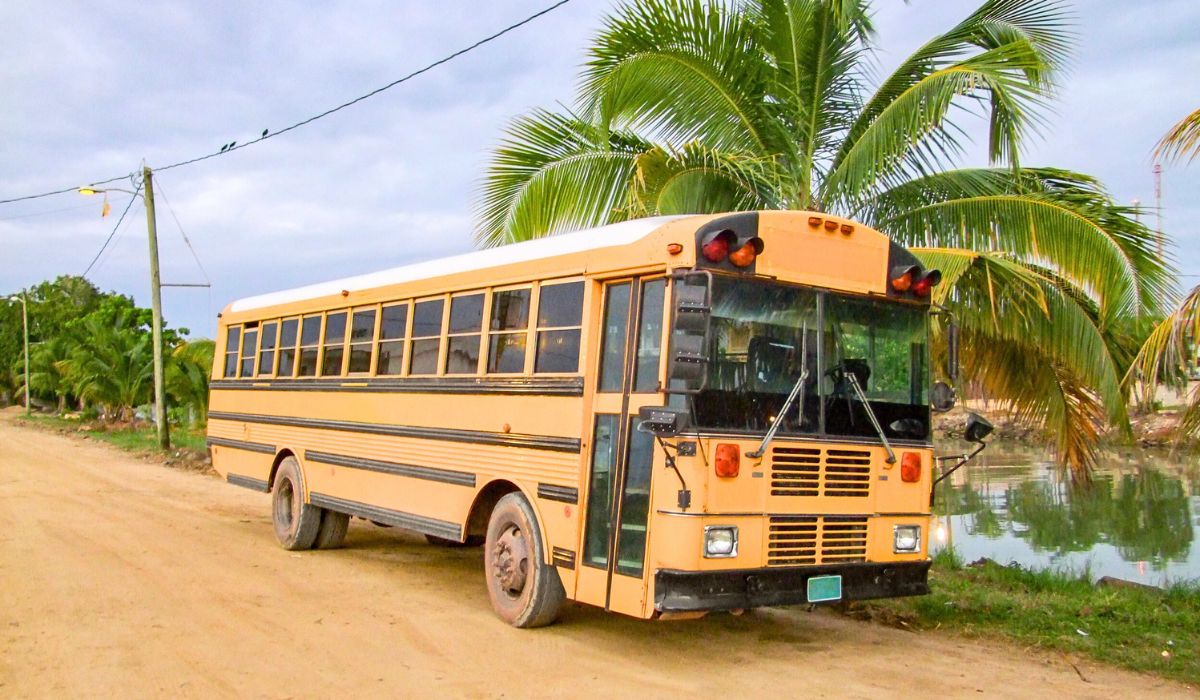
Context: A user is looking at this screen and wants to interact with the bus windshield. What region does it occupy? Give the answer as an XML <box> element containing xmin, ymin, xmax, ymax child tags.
<box><xmin>689</xmin><ymin>277</ymin><xmax>930</xmax><ymax>441</ymax></box>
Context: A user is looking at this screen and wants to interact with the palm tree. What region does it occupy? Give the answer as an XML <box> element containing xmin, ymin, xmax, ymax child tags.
<box><xmin>21</xmin><ymin>335</ymin><xmax>75</xmax><ymax>413</ymax></box>
<box><xmin>1128</xmin><ymin>108</ymin><xmax>1200</xmax><ymax>448</ymax></box>
<box><xmin>476</xmin><ymin>0</ymin><xmax>1171</xmax><ymax>474</ymax></box>
<box><xmin>59</xmin><ymin>310</ymin><xmax>155</xmax><ymax>421</ymax></box>
<box><xmin>167</xmin><ymin>339</ymin><xmax>215</xmax><ymax>426</ymax></box>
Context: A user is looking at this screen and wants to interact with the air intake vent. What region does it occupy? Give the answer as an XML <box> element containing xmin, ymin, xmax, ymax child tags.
<box><xmin>769</xmin><ymin>447</ymin><xmax>872</xmax><ymax>498</ymax></box>
<box><xmin>768</xmin><ymin>515</ymin><xmax>868</xmax><ymax>567</ymax></box>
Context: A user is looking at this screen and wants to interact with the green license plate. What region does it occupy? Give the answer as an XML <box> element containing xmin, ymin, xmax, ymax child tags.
<box><xmin>807</xmin><ymin>575</ymin><xmax>842</xmax><ymax>603</ymax></box>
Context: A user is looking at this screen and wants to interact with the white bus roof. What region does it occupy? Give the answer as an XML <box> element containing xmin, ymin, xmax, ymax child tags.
<box><xmin>229</xmin><ymin>215</ymin><xmax>690</xmax><ymax>313</ymax></box>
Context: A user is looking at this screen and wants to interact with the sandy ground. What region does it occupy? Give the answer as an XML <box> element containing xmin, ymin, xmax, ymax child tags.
<box><xmin>0</xmin><ymin>408</ymin><xmax>1193</xmax><ymax>699</ymax></box>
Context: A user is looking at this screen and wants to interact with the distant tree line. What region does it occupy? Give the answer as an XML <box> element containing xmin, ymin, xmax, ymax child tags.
<box><xmin>0</xmin><ymin>275</ymin><xmax>213</xmax><ymax>426</ymax></box>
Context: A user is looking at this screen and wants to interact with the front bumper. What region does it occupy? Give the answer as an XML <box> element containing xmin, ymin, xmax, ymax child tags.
<box><xmin>654</xmin><ymin>560</ymin><xmax>931</xmax><ymax>613</ymax></box>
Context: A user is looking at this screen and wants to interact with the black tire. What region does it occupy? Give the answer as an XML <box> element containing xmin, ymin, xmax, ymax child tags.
<box><xmin>425</xmin><ymin>533</ymin><xmax>485</xmax><ymax>548</ymax></box>
<box><xmin>314</xmin><ymin>509</ymin><xmax>350</xmax><ymax>549</ymax></box>
<box><xmin>483</xmin><ymin>493</ymin><xmax>565</xmax><ymax>628</ymax></box>
<box><xmin>271</xmin><ymin>456</ymin><xmax>320</xmax><ymax>551</ymax></box>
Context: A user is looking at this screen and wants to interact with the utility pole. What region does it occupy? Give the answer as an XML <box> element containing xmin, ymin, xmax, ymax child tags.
<box><xmin>142</xmin><ymin>166</ymin><xmax>170</xmax><ymax>450</ymax></box>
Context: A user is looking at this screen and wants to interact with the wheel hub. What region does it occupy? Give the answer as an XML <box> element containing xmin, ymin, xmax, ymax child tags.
<box><xmin>491</xmin><ymin>525</ymin><xmax>529</xmax><ymax>597</ymax></box>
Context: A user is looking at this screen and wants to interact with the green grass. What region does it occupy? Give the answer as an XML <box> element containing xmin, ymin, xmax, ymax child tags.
<box><xmin>855</xmin><ymin>548</ymin><xmax>1200</xmax><ymax>685</ymax></box>
<box><xmin>16</xmin><ymin>413</ymin><xmax>207</xmax><ymax>455</ymax></box>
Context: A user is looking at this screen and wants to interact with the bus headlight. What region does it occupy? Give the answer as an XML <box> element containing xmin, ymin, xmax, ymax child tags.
<box><xmin>703</xmin><ymin>526</ymin><xmax>738</xmax><ymax>558</ymax></box>
<box><xmin>894</xmin><ymin>525</ymin><xmax>921</xmax><ymax>553</ymax></box>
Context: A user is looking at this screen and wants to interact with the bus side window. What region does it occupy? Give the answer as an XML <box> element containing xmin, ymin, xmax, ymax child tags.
<box><xmin>297</xmin><ymin>315</ymin><xmax>322</xmax><ymax>377</ymax></box>
<box><xmin>277</xmin><ymin>318</ymin><xmax>299</xmax><ymax>377</ymax></box>
<box><xmin>633</xmin><ymin>279</ymin><xmax>666</xmax><ymax>392</ymax></box>
<box><xmin>239</xmin><ymin>325</ymin><xmax>259</xmax><ymax>378</ymax></box>
<box><xmin>223</xmin><ymin>326</ymin><xmax>240</xmax><ymax>378</ymax></box>
<box><xmin>446</xmin><ymin>293</ymin><xmax>484</xmax><ymax>375</ymax></box>
<box><xmin>409</xmin><ymin>298</ymin><xmax>445</xmax><ymax>375</ymax></box>
<box><xmin>535</xmin><ymin>281</ymin><xmax>583</xmax><ymax>374</ymax></box>
<box><xmin>376</xmin><ymin>303</ymin><xmax>408</xmax><ymax>375</ymax></box>
<box><xmin>348</xmin><ymin>307</ymin><xmax>377</xmax><ymax>374</ymax></box>
<box><xmin>257</xmin><ymin>321</ymin><xmax>279</xmax><ymax>376</ymax></box>
<box><xmin>488</xmin><ymin>288</ymin><xmax>530</xmax><ymax>373</ymax></box>
<box><xmin>321</xmin><ymin>310</ymin><xmax>348</xmax><ymax>376</ymax></box>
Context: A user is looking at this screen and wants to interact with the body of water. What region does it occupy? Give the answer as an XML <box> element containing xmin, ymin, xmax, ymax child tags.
<box><xmin>931</xmin><ymin>444</ymin><xmax>1200</xmax><ymax>587</ymax></box>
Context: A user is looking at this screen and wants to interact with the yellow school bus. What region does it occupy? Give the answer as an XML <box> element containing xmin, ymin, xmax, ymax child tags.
<box><xmin>208</xmin><ymin>210</ymin><xmax>955</xmax><ymax>627</ymax></box>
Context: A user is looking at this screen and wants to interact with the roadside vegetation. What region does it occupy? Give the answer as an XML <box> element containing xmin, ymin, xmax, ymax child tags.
<box><xmin>849</xmin><ymin>549</ymin><xmax>1199</xmax><ymax>685</ymax></box>
<box><xmin>13</xmin><ymin>413</ymin><xmax>209</xmax><ymax>464</ymax></box>
<box><xmin>0</xmin><ymin>275</ymin><xmax>212</xmax><ymax>430</ymax></box>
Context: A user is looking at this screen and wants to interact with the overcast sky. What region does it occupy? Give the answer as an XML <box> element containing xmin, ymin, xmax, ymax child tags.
<box><xmin>2</xmin><ymin>0</ymin><xmax>1197</xmax><ymax>339</ymax></box>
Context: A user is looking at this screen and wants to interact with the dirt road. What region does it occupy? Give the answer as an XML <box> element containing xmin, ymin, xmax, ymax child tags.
<box><xmin>0</xmin><ymin>410</ymin><xmax>1192</xmax><ymax>699</ymax></box>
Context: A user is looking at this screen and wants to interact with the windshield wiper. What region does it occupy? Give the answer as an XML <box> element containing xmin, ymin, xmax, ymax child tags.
<box><xmin>843</xmin><ymin>371</ymin><xmax>897</xmax><ymax>464</ymax></box>
<box><xmin>747</xmin><ymin>324</ymin><xmax>807</xmax><ymax>459</ymax></box>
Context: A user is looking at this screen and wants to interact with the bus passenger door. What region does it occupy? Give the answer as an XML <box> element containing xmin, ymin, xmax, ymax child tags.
<box><xmin>576</xmin><ymin>276</ymin><xmax>667</xmax><ymax>617</ymax></box>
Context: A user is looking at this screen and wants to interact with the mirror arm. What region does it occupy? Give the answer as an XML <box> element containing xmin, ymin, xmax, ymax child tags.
<box><xmin>930</xmin><ymin>440</ymin><xmax>989</xmax><ymax>504</ymax></box>
<box><xmin>654</xmin><ymin>435</ymin><xmax>691</xmax><ymax>511</ymax></box>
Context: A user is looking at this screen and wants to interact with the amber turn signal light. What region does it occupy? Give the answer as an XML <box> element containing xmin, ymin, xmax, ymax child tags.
<box><xmin>715</xmin><ymin>443</ymin><xmax>740</xmax><ymax>478</ymax></box>
<box><xmin>900</xmin><ymin>452</ymin><xmax>921</xmax><ymax>482</ymax></box>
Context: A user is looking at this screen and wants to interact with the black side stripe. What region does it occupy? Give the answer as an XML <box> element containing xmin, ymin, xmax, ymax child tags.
<box><xmin>226</xmin><ymin>473</ymin><xmax>270</xmax><ymax>492</ymax></box>
<box><xmin>210</xmin><ymin>376</ymin><xmax>583</xmax><ymax>396</ymax></box>
<box><xmin>206</xmin><ymin>436</ymin><xmax>276</xmax><ymax>454</ymax></box>
<box><xmin>309</xmin><ymin>492</ymin><xmax>461</xmax><ymax>541</ymax></box>
<box><xmin>207</xmin><ymin>411</ymin><xmax>581</xmax><ymax>454</ymax></box>
<box><xmin>552</xmin><ymin>547</ymin><xmax>576</xmax><ymax>570</ymax></box>
<box><xmin>304</xmin><ymin>450</ymin><xmax>476</xmax><ymax>487</ymax></box>
<box><xmin>537</xmin><ymin>483</ymin><xmax>579</xmax><ymax>504</ymax></box>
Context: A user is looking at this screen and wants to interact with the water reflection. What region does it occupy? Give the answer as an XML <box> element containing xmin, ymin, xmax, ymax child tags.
<box><xmin>932</xmin><ymin>445</ymin><xmax>1200</xmax><ymax>586</ymax></box>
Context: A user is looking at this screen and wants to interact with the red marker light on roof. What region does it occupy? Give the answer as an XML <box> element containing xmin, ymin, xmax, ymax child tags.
<box><xmin>891</xmin><ymin>265</ymin><xmax>919</xmax><ymax>292</ymax></box>
<box><xmin>701</xmin><ymin>230</ymin><xmax>736</xmax><ymax>263</ymax></box>
<box><xmin>912</xmin><ymin>269</ymin><xmax>942</xmax><ymax>298</ymax></box>
<box><xmin>728</xmin><ymin>237</ymin><xmax>764</xmax><ymax>268</ymax></box>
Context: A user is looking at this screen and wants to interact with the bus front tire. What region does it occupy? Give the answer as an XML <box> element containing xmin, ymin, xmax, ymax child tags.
<box><xmin>271</xmin><ymin>456</ymin><xmax>320</xmax><ymax>551</ymax></box>
<box><xmin>483</xmin><ymin>493</ymin><xmax>565</xmax><ymax>628</ymax></box>
<box><xmin>314</xmin><ymin>510</ymin><xmax>350</xmax><ymax>549</ymax></box>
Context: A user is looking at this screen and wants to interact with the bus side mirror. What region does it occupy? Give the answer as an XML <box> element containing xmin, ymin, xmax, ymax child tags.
<box><xmin>964</xmin><ymin>413</ymin><xmax>994</xmax><ymax>443</ymax></box>
<box><xmin>637</xmin><ymin>406</ymin><xmax>689</xmax><ymax>437</ymax></box>
<box><xmin>931</xmin><ymin>381</ymin><xmax>956</xmax><ymax>412</ymax></box>
<box><xmin>668</xmin><ymin>274</ymin><xmax>712</xmax><ymax>392</ymax></box>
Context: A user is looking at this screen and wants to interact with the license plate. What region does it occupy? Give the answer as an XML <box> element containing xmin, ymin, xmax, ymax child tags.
<box><xmin>807</xmin><ymin>575</ymin><xmax>842</xmax><ymax>603</ymax></box>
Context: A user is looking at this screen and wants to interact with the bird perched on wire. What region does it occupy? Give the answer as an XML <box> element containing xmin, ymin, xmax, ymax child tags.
<box><xmin>261</xmin><ymin>128</ymin><xmax>269</xmax><ymax>138</ymax></box>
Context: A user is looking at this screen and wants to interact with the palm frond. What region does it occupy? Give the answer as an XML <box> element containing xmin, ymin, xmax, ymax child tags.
<box><xmin>474</xmin><ymin>109</ymin><xmax>648</xmax><ymax>246</ymax></box>
<box><xmin>626</xmin><ymin>142</ymin><xmax>779</xmax><ymax>215</ymax></box>
<box><xmin>580</xmin><ymin>0</ymin><xmax>767</xmax><ymax>153</ymax></box>
<box><xmin>1153</xmin><ymin>107</ymin><xmax>1200</xmax><ymax>165</ymax></box>
<box><xmin>1129</xmin><ymin>285</ymin><xmax>1200</xmax><ymax>393</ymax></box>
<box><xmin>749</xmin><ymin>0</ymin><xmax>870</xmax><ymax>205</ymax></box>
<box><xmin>835</xmin><ymin>0</ymin><xmax>1070</xmax><ymax>171</ymax></box>
<box><xmin>824</xmin><ymin>42</ymin><xmax>1054</xmax><ymax>208</ymax></box>
<box><xmin>916</xmin><ymin>247</ymin><xmax>1128</xmax><ymax>467</ymax></box>
<box><xmin>869</xmin><ymin>168</ymin><xmax>1172</xmax><ymax>319</ymax></box>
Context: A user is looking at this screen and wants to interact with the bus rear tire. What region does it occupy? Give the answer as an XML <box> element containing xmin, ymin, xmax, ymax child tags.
<box><xmin>483</xmin><ymin>493</ymin><xmax>565</xmax><ymax>628</ymax></box>
<box><xmin>314</xmin><ymin>510</ymin><xmax>350</xmax><ymax>549</ymax></box>
<box><xmin>272</xmin><ymin>456</ymin><xmax>320</xmax><ymax>551</ymax></box>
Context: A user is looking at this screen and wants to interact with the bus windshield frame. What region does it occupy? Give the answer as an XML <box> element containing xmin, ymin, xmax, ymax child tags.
<box><xmin>686</xmin><ymin>275</ymin><xmax>932</xmax><ymax>442</ymax></box>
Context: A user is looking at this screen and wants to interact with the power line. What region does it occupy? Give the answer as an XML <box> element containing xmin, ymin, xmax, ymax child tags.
<box><xmin>0</xmin><ymin>201</ymin><xmax>100</xmax><ymax>221</ymax></box>
<box><xmin>81</xmin><ymin>181</ymin><xmax>142</xmax><ymax>278</ymax></box>
<box><xmin>153</xmin><ymin>177</ymin><xmax>212</xmax><ymax>284</ymax></box>
<box><xmin>0</xmin><ymin>0</ymin><xmax>574</xmax><ymax>205</ymax></box>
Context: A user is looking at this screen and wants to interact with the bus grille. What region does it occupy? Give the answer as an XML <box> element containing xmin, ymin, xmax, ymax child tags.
<box><xmin>767</xmin><ymin>515</ymin><xmax>869</xmax><ymax>567</ymax></box>
<box><xmin>770</xmin><ymin>447</ymin><xmax>872</xmax><ymax>498</ymax></box>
